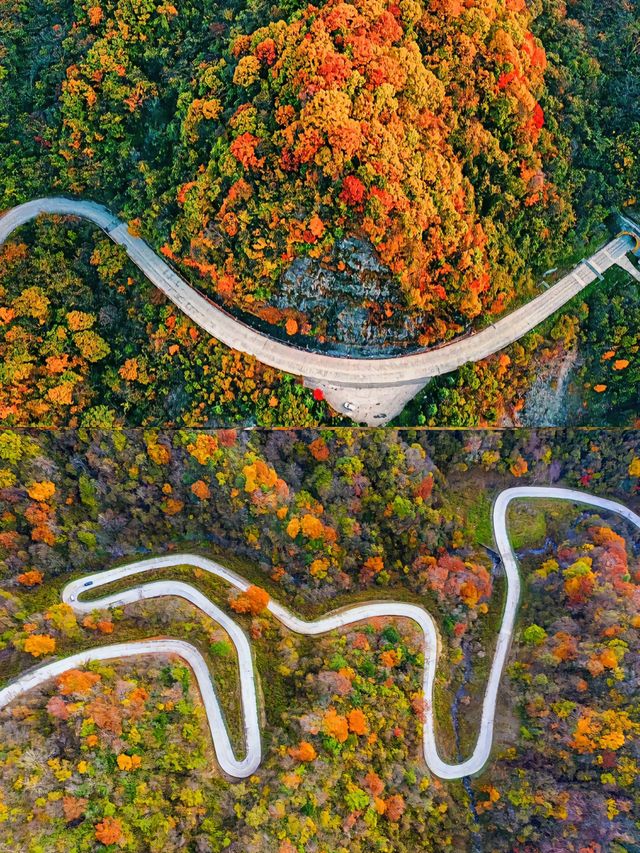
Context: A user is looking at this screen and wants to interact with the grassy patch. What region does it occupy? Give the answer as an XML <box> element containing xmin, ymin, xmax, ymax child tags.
<box><xmin>462</xmin><ymin>489</ymin><xmax>495</xmax><ymax>548</ymax></box>
<box><xmin>506</xmin><ymin>503</ymin><xmax>548</xmax><ymax>552</ymax></box>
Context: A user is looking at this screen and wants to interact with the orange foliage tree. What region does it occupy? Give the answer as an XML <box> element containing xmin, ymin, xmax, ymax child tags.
<box><xmin>57</xmin><ymin>669</ymin><xmax>102</xmax><ymax>697</ymax></box>
<box><xmin>229</xmin><ymin>585</ymin><xmax>270</xmax><ymax>615</ymax></box>
<box><xmin>287</xmin><ymin>741</ymin><xmax>317</xmax><ymax>762</ymax></box>
<box><xmin>94</xmin><ymin>816</ymin><xmax>123</xmax><ymax>845</ymax></box>
<box><xmin>190</xmin><ymin>479</ymin><xmax>211</xmax><ymax>500</ymax></box>
<box><xmin>17</xmin><ymin>569</ymin><xmax>44</xmax><ymax>586</ymax></box>
<box><xmin>322</xmin><ymin>707</ymin><xmax>349</xmax><ymax>743</ymax></box>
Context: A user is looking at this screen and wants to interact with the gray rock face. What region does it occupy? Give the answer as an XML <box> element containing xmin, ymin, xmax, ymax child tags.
<box><xmin>271</xmin><ymin>236</ymin><xmax>427</xmax><ymax>355</ymax></box>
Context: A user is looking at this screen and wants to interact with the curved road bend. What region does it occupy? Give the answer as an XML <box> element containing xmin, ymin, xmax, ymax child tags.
<box><xmin>1</xmin><ymin>199</ymin><xmax>639</xmax><ymax>424</ymax></box>
<box><xmin>1</xmin><ymin>487</ymin><xmax>639</xmax><ymax>780</ymax></box>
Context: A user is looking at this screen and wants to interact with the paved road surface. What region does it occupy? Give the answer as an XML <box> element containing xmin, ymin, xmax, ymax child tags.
<box><xmin>2</xmin><ymin>487</ymin><xmax>638</xmax><ymax>779</ymax></box>
<box><xmin>2</xmin><ymin>199</ymin><xmax>639</xmax><ymax>422</ymax></box>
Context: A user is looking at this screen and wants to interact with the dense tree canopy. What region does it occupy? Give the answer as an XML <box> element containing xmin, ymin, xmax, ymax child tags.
<box><xmin>0</xmin><ymin>428</ymin><xmax>639</xmax><ymax>849</ymax></box>
<box><xmin>1</xmin><ymin>0</ymin><xmax>637</xmax><ymax>349</ymax></box>
<box><xmin>478</xmin><ymin>516</ymin><xmax>640</xmax><ymax>850</ymax></box>
<box><xmin>0</xmin><ymin>0</ymin><xmax>638</xmax><ymax>422</ymax></box>
<box><xmin>164</xmin><ymin>0</ymin><xmax>565</xmax><ymax>340</ymax></box>
<box><xmin>0</xmin><ymin>220</ymin><xmax>331</xmax><ymax>427</ymax></box>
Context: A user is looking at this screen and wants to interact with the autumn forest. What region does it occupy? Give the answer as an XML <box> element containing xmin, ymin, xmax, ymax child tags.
<box><xmin>0</xmin><ymin>0</ymin><xmax>639</xmax><ymax>426</ymax></box>
<box><xmin>1</xmin><ymin>428</ymin><xmax>640</xmax><ymax>851</ymax></box>
<box><xmin>1</xmin><ymin>0</ymin><xmax>640</xmax><ymax>850</ymax></box>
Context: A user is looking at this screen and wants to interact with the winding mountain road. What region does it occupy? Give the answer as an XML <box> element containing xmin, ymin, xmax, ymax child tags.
<box><xmin>1</xmin><ymin>487</ymin><xmax>639</xmax><ymax>780</ymax></box>
<box><xmin>1</xmin><ymin>199</ymin><xmax>639</xmax><ymax>424</ymax></box>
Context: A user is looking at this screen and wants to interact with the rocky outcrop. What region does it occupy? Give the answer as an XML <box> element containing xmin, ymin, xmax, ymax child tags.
<box><xmin>272</xmin><ymin>237</ymin><xmax>428</xmax><ymax>355</ymax></box>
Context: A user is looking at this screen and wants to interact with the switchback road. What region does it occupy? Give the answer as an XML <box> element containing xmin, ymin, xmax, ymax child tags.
<box><xmin>1</xmin><ymin>487</ymin><xmax>639</xmax><ymax>779</ymax></box>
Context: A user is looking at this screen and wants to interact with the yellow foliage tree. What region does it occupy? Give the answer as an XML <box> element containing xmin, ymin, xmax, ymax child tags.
<box><xmin>24</xmin><ymin>634</ymin><xmax>56</xmax><ymax>657</ymax></box>
<box><xmin>27</xmin><ymin>480</ymin><xmax>56</xmax><ymax>502</ymax></box>
<box><xmin>300</xmin><ymin>514</ymin><xmax>324</xmax><ymax>539</ymax></box>
<box><xmin>186</xmin><ymin>434</ymin><xmax>219</xmax><ymax>465</ymax></box>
